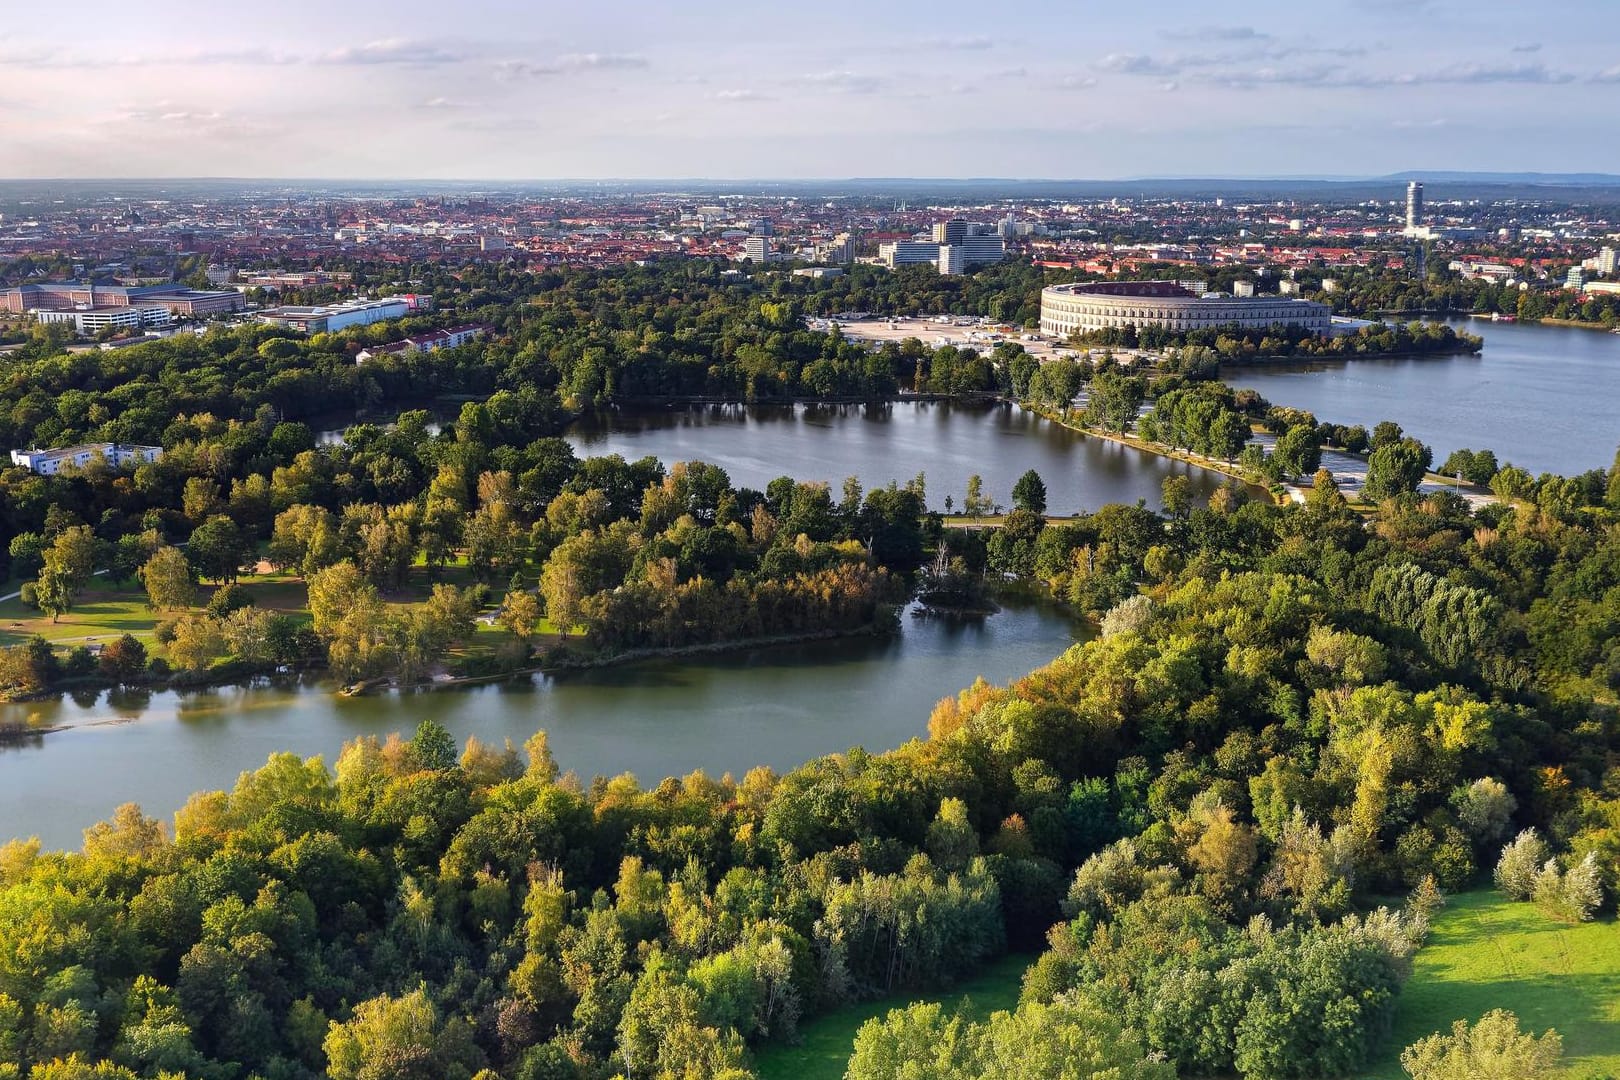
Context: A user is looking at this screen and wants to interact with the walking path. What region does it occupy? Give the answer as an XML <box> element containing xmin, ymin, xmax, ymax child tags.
<box><xmin>0</xmin><ymin>567</ymin><xmax>111</xmax><ymax>604</ymax></box>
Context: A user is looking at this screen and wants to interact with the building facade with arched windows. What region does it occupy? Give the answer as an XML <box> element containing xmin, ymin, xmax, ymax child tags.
<box><xmin>1039</xmin><ymin>281</ymin><xmax>1332</xmax><ymax>337</ymax></box>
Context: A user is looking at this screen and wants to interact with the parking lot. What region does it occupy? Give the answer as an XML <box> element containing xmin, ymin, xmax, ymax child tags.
<box><xmin>815</xmin><ymin>315</ymin><xmax>1156</xmax><ymax>366</ymax></box>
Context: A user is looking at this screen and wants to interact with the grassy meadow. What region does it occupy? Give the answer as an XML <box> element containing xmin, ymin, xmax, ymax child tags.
<box><xmin>1363</xmin><ymin>889</ymin><xmax>1620</xmax><ymax>1078</ymax></box>
<box><xmin>752</xmin><ymin>953</ymin><xmax>1029</xmax><ymax>1080</ymax></box>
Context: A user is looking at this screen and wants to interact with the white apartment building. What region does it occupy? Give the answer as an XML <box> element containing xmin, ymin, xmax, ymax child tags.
<box><xmin>32</xmin><ymin>306</ymin><xmax>172</xmax><ymax>335</ymax></box>
<box><xmin>10</xmin><ymin>443</ymin><xmax>163</xmax><ymax>475</ymax></box>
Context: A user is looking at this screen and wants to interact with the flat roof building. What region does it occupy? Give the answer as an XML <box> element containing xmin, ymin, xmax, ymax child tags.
<box><xmin>355</xmin><ymin>323</ymin><xmax>494</xmax><ymax>363</ymax></box>
<box><xmin>1040</xmin><ymin>280</ymin><xmax>1332</xmax><ymax>337</ymax></box>
<box><xmin>258</xmin><ymin>298</ymin><xmax>411</xmax><ymax>334</ymax></box>
<box><xmin>10</xmin><ymin>442</ymin><xmax>162</xmax><ymax>475</ymax></box>
<box><xmin>0</xmin><ymin>282</ymin><xmax>243</xmax><ymax>316</ymax></box>
<box><xmin>32</xmin><ymin>306</ymin><xmax>172</xmax><ymax>335</ymax></box>
<box><xmin>880</xmin><ymin>220</ymin><xmax>1005</xmax><ymax>272</ymax></box>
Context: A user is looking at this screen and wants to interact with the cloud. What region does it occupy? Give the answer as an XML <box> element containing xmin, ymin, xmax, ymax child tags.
<box><xmin>556</xmin><ymin>52</ymin><xmax>648</xmax><ymax>70</ymax></box>
<box><xmin>1160</xmin><ymin>25</ymin><xmax>1270</xmax><ymax>42</ymax></box>
<box><xmin>0</xmin><ymin>41</ymin><xmax>299</xmax><ymax>69</ymax></box>
<box><xmin>1097</xmin><ymin>53</ymin><xmax>1181</xmax><ymax>76</ymax></box>
<box><xmin>991</xmin><ymin>66</ymin><xmax>1029</xmax><ymax>79</ymax></box>
<box><xmin>1413</xmin><ymin>61</ymin><xmax>1573</xmax><ymax>84</ymax></box>
<box><xmin>1511</xmin><ymin>42</ymin><xmax>1542</xmax><ymax>53</ymax></box>
<box><xmin>1197</xmin><ymin>59</ymin><xmax>1577</xmax><ymax>90</ymax></box>
<box><xmin>923</xmin><ymin>35</ymin><xmax>994</xmax><ymax>51</ymax></box>
<box><xmin>419</xmin><ymin>97</ymin><xmax>465</xmax><ymax>110</ymax></box>
<box><xmin>793</xmin><ymin>70</ymin><xmax>886</xmax><ymax>94</ymax></box>
<box><xmin>118</xmin><ymin>47</ymin><xmax>300</xmax><ymax>66</ymax></box>
<box><xmin>1593</xmin><ymin>66</ymin><xmax>1620</xmax><ymax>83</ymax></box>
<box><xmin>0</xmin><ymin>43</ymin><xmax>69</xmax><ymax>68</ymax></box>
<box><xmin>1199</xmin><ymin>64</ymin><xmax>1353</xmax><ymax>88</ymax></box>
<box><xmin>320</xmin><ymin>39</ymin><xmax>465</xmax><ymax>65</ymax></box>
<box><xmin>714</xmin><ymin>89</ymin><xmax>770</xmax><ymax>102</ymax></box>
<box><xmin>494</xmin><ymin>52</ymin><xmax>648</xmax><ymax>79</ymax></box>
<box><xmin>1053</xmin><ymin>74</ymin><xmax>1098</xmax><ymax>90</ymax></box>
<box><xmin>99</xmin><ymin>104</ymin><xmax>280</xmax><ymax>141</ymax></box>
<box><xmin>1099</xmin><ymin>42</ymin><xmax>1370</xmax><ymax>81</ymax></box>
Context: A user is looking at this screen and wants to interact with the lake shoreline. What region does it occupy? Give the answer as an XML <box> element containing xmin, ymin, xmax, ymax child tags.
<box><xmin>1531</xmin><ymin>316</ymin><xmax>1620</xmax><ymax>332</ymax></box>
<box><xmin>383</xmin><ymin>618</ymin><xmax>907</xmax><ymax>694</ymax></box>
<box><xmin>1024</xmin><ymin>404</ymin><xmax>1279</xmax><ymax>502</ymax></box>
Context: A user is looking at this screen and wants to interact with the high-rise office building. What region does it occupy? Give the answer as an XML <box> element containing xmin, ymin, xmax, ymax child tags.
<box><xmin>932</xmin><ymin>218</ymin><xmax>968</xmax><ymax>246</ymax></box>
<box><xmin>741</xmin><ymin>236</ymin><xmax>772</xmax><ymax>263</ymax></box>
<box><xmin>879</xmin><ymin>219</ymin><xmax>1006</xmax><ymax>271</ymax></box>
<box><xmin>1406</xmin><ymin>181</ymin><xmax>1424</xmax><ymax>231</ymax></box>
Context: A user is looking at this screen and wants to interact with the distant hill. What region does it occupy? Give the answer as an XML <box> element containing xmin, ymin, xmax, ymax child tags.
<box><xmin>1378</xmin><ymin>170</ymin><xmax>1620</xmax><ymax>185</ymax></box>
<box><xmin>6</xmin><ymin>172</ymin><xmax>1620</xmax><ymax>206</ymax></box>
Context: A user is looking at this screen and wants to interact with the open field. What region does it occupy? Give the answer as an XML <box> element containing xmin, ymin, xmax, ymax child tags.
<box><xmin>751</xmin><ymin>893</ymin><xmax>1619</xmax><ymax>1080</ymax></box>
<box><xmin>0</xmin><ymin>571</ymin><xmax>316</xmax><ymax>651</ymax></box>
<box><xmin>0</xmin><ymin>576</ymin><xmax>166</xmax><ymax>649</ymax></box>
<box><xmin>753</xmin><ymin>953</ymin><xmax>1028</xmax><ymax>1080</ymax></box>
<box><xmin>1363</xmin><ymin>890</ymin><xmax>1620</xmax><ymax>1078</ymax></box>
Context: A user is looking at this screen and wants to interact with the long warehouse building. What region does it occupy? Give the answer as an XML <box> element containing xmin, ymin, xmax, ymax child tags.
<box><xmin>1039</xmin><ymin>280</ymin><xmax>1332</xmax><ymax>337</ymax></box>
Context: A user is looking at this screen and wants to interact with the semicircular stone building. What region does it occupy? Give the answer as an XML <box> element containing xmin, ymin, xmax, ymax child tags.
<box><xmin>1039</xmin><ymin>280</ymin><xmax>1332</xmax><ymax>337</ymax></box>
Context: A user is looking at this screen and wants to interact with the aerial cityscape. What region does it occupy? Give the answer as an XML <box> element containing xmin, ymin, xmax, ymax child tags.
<box><xmin>1</xmin><ymin>3</ymin><xmax>1619</xmax><ymax>1080</ymax></box>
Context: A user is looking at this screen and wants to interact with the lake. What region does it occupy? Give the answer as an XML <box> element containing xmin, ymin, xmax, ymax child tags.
<box><xmin>1224</xmin><ymin>319</ymin><xmax>1620</xmax><ymax>476</ymax></box>
<box><xmin>6</xmin><ymin>398</ymin><xmax>1225</xmax><ymax>851</ymax></box>
<box><xmin>565</xmin><ymin>401</ymin><xmax>1227</xmax><ymax>513</ymax></box>
<box><xmin>0</xmin><ymin>602</ymin><xmax>1080</xmax><ymax>851</ymax></box>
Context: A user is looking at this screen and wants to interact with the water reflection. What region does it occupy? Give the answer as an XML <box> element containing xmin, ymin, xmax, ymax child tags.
<box><xmin>0</xmin><ymin>601</ymin><xmax>1081</xmax><ymax>850</ymax></box>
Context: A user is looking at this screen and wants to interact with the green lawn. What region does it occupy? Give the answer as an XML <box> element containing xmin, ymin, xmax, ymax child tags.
<box><xmin>0</xmin><ymin>573</ymin><xmax>315</xmax><ymax>652</ymax></box>
<box><xmin>0</xmin><ymin>577</ymin><xmax>162</xmax><ymax>648</ymax></box>
<box><xmin>1362</xmin><ymin>890</ymin><xmax>1620</xmax><ymax>1078</ymax></box>
<box><xmin>753</xmin><ymin>953</ymin><xmax>1029</xmax><ymax>1080</ymax></box>
<box><xmin>748</xmin><ymin>895</ymin><xmax>1620</xmax><ymax>1080</ymax></box>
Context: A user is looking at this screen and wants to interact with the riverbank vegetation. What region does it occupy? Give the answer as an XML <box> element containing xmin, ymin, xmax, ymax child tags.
<box><xmin>1066</xmin><ymin>317</ymin><xmax>1481</xmax><ymax>359</ymax></box>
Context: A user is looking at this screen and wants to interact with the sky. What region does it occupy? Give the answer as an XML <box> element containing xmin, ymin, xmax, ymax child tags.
<box><xmin>3</xmin><ymin>0</ymin><xmax>1619</xmax><ymax>180</ymax></box>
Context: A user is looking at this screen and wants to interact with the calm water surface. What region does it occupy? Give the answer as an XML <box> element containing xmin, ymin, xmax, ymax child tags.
<box><xmin>566</xmin><ymin>401</ymin><xmax>1225</xmax><ymax>512</ymax></box>
<box><xmin>0</xmin><ymin>603</ymin><xmax>1080</xmax><ymax>850</ymax></box>
<box><xmin>1224</xmin><ymin>319</ymin><xmax>1620</xmax><ymax>475</ymax></box>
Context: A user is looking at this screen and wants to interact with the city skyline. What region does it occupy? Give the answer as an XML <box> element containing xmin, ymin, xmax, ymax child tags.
<box><xmin>3</xmin><ymin>0</ymin><xmax>1620</xmax><ymax>180</ymax></box>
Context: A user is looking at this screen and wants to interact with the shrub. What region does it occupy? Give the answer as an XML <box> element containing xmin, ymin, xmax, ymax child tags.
<box><xmin>1450</xmin><ymin>778</ymin><xmax>1516</xmax><ymax>847</ymax></box>
<box><xmin>206</xmin><ymin>582</ymin><xmax>253</xmax><ymax>618</ymax></box>
<box><xmin>1400</xmin><ymin>1009</ymin><xmax>1562</xmax><ymax>1079</ymax></box>
<box><xmin>1493</xmin><ymin>829</ymin><xmax>1547</xmax><ymax>900</ymax></box>
<box><xmin>98</xmin><ymin>634</ymin><xmax>148</xmax><ymax>682</ymax></box>
<box><xmin>63</xmin><ymin>646</ymin><xmax>97</xmax><ymax>678</ymax></box>
<box><xmin>1534</xmin><ymin>852</ymin><xmax>1605</xmax><ymax>923</ymax></box>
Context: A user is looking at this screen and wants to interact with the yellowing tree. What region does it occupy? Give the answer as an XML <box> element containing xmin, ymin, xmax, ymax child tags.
<box><xmin>322</xmin><ymin>988</ymin><xmax>482</xmax><ymax>1080</ymax></box>
<box><xmin>1400</xmin><ymin>1010</ymin><xmax>1561</xmax><ymax>1080</ymax></box>
<box><xmin>142</xmin><ymin>546</ymin><xmax>196</xmax><ymax>612</ymax></box>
